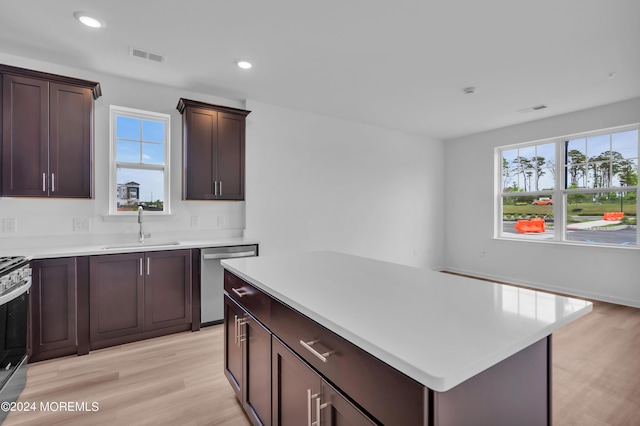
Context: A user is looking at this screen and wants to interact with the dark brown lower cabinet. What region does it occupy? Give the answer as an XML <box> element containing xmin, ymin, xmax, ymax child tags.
<box><xmin>272</xmin><ymin>337</ymin><xmax>375</xmax><ymax>426</ymax></box>
<box><xmin>29</xmin><ymin>257</ymin><xmax>78</xmax><ymax>361</ymax></box>
<box><xmin>224</xmin><ymin>295</ymin><xmax>271</xmax><ymax>425</ymax></box>
<box><xmin>89</xmin><ymin>250</ymin><xmax>192</xmax><ymax>349</ymax></box>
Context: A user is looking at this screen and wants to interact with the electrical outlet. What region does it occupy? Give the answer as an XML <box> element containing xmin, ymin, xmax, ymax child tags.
<box><xmin>190</xmin><ymin>216</ymin><xmax>199</xmax><ymax>228</ymax></box>
<box><xmin>73</xmin><ymin>218</ymin><xmax>90</xmax><ymax>232</ymax></box>
<box><xmin>217</xmin><ymin>216</ymin><xmax>227</xmax><ymax>228</ymax></box>
<box><xmin>2</xmin><ymin>218</ymin><xmax>17</xmax><ymax>233</ymax></box>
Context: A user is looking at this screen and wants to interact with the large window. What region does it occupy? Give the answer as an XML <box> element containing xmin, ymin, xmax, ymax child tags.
<box><xmin>498</xmin><ymin>125</ymin><xmax>638</xmax><ymax>246</ymax></box>
<box><xmin>110</xmin><ymin>106</ymin><xmax>170</xmax><ymax>215</ymax></box>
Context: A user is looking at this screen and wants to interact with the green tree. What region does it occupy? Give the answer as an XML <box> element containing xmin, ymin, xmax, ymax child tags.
<box><xmin>566</xmin><ymin>149</ymin><xmax>586</xmax><ymax>187</ymax></box>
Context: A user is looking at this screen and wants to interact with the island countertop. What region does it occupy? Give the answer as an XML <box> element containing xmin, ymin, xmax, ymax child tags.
<box><xmin>222</xmin><ymin>250</ymin><xmax>592</xmax><ymax>392</ymax></box>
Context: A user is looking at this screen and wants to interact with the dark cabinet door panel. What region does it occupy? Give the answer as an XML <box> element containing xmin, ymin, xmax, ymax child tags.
<box><xmin>272</xmin><ymin>336</ymin><xmax>321</xmax><ymax>426</ymax></box>
<box><xmin>30</xmin><ymin>258</ymin><xmax>77</xmax><ymax>361</ymax></box>
<box><xmin>2</xmin><ymin>74</ymin><xmax>48</xmax><ymax>196</ymax></box>
<box><xmin>144</xmin><ymin>250</ymin><xmax>191</xmax><ymax>330</ymax></box>
<box><xmin>49</xmin><ymin>83</ymin><xmax>93</xmax><ymax>197</ymax></box>
<box><xmin>184</xmin><ymin>107</ymin><xmax>216</xmax><ymax>199</ymax></box>
<box><xmin>90</xmin><ymin>253</ymin><xmax>145</xmax><ymax>341</ymax></box>
<box><xmin>244</xmin><ymin>316</ymin><xmax>271</xmax><ymax>426</ymax></box>
<box><xmin>322</xmin><ymin>381</ymin><xmax>376</xmax><ymax>426</ymax></box>
<box><xmin>217</xmin><ymin>112</ymin><xmax>245</xmax><ymax>200</ymax></box>
<box><xmin>224</xmin><ymin>295</ymin><xmax>243</xmax><ymax>399</ymax></box>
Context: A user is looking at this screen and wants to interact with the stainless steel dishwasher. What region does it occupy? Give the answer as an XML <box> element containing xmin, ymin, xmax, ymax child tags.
<box><xmin>200</xmin><ymin>245</ymin><xmax>258</xmax><ymax>326</ymax></box>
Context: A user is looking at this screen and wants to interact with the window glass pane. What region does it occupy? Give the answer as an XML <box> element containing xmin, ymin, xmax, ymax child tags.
<box><xmin>612</xmin><ymin>130</ymin><xmax>638</xmax><ymax>159</ymax></box>
<box><xmin>116</xmin><ymin>116</ymin><xmax>140</xmax><ymax>140</ymax></box>
<box><xmin>587</xmin><ymin>134</ymin><xmax>611</xmax><ymax>159</ymax></box>
<box><xmin>566</xmin><ymin>138</ymin><xmax>586</xmax><ymax>163</ymax></box>
<box><xmin>142</xmin><ymin>120</ymin><xmax>165</xmax><ymax>143</ymax></box>
<box><xmin>613</xmin><ymin>159</ymin><xmax>638</xmax><ymax>187</ymax></box>
<box><xmin>533</xmin><ymin>143</ymin><xmax>555</xmax><ymax>191</ymax></box>
<box><xmin>566</xmin><ymin>191</ymin><xmax>636</xmax><ymax>245</ymax></box>
<box><xmin>116</xmin><ymin>140</ymin><xmax>141</xmax><ymax>163</ymax></box>
<box><xmin>116</xmin><ymin>168</ymin><xmax>165</xmax><ymax>211</ymax></box>
<box><xmin>587</xmin><ymin>161</ymin><xmax>612</xmax><ymax>188</ymax></box>
<box><xmin>142</xmin><ymin>142</ymin><xmax>164</xmax><ymax>165</ymax></box>
<box><xmin>502</xmin><ymin>195</ymin><xmax>554</xmax><ymax>240</ymax></box>
<box><xmin>502</xmin><ymin>148</ymin><xmax>519</xmax><ymax>192</ymax></box>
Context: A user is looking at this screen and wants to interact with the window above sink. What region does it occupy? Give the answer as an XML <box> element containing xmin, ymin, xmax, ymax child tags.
<box><xmin>108</xmin><ymin>105</ymin><xmax>171</xmax><ymax>216</ymax></box>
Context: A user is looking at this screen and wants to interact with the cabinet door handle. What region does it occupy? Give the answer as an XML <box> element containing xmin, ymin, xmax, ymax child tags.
<box><xmin>315</xmin><ymin>393</ymin><xmax>327</xmax><ymax>426</ymax></box>
<box><xmin>219</xmin><ymin>181</ymin><xmax>222</xmax><ymax>196</ymax></box>
<box><xmin>147</xmin><ymin>257</ymin><xmax>151</xmax><ymax>275</ymax></box>
<box><xmin>51</xmin><ymin>173</ymin><xmax>55</xmax><ymax>192</ymax></box>
<box><xmin>42</xmin><ymin>173</ymin><xmax>46</xmax><ymax>192</ymax></box>
<box><xmin>307</xmin><ymin>389</ymin><xmax>313</xmax><ymax>426</ymax></box>
<box><xmin>234</xmin><ymin>314</ymin><xmax>239</xmax><ymax>344</ymax></box>
<box><xmin>214</xmin><ymin>180</ymin><xmax>218</xmax><ymax>196</ymax></box>
<box><xmin>307</xmin><ymin>390</ymin><xmax>325</xmax><ymax>426</ymax></box>
<box><xmin>235</xmin><ymin>316</ymin><xmax>247</xmax><ymax>347</ymax></box>
<box><xmin>300</xmin><ymin>340</ymin><xmax>333</xmax><ymax>363</ymax></box>
<box><xmin>139</xmin><ymin>258</ymin><xmax>143</xmax><ymax>276</ymax></box>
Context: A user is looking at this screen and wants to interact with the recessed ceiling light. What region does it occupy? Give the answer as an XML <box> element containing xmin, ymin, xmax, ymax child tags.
<box><xmin>73</xmin><ymin>11</ymin><xmax>104</xmax><ymax>29</ymax></box>
<box><xmin>236</xmin><ymin>60</ymin><xmax>253</xmax><ymax>70</ymax></box>
<box><xmin>463</xmin><ymin>87</ymin><xmax>476</xmax><ymax>95</ymax></box>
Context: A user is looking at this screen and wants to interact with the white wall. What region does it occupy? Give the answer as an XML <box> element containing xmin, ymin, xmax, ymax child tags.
<box><xmin>244</xmin><ymin>100</ymin><xmax>445</xmax><ymax>269</ymax></box>
<box><xmin>0</xmin><ymin>52</ymin><xmax>246</xmax><ymax>250</ymax></box>
<box><xmin>443</xmin><ymin>97</ymin><xmax>640</xmax><ymax>307</ymax></box>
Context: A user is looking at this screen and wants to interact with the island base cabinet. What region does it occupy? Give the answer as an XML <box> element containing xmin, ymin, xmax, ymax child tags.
<box><xmin>272</xmin><ymin>337</ymin><xmax>376</xmax><ymax>426</ymax></box>
<box><xmin>224</xmin><ymin>295</ymin><xmax>272</xmax><ymax>426</ymax></box>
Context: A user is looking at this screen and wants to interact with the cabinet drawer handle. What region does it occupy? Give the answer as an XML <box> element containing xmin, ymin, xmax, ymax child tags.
<box><xmin>300</xmin><ymin>340</ymin><xmax>333</xmax><ymax>363</ymax></box>
<box><xmin>231</xmin><ymin>287</ymin><xmax>249</xmax><ymax>298</ymax></box>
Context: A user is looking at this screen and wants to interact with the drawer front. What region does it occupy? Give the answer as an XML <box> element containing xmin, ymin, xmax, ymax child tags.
<box><xmin>224</xmin><ymin>270</ymin><xmax>271</xmax><ymax>327</ymax></box>
<box><xmin>271</xmin><ymin>298</ymin><xmax>426</xmax><ymax>426</ymax></box>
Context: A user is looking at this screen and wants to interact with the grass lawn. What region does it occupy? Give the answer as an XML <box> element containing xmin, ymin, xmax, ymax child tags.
<box><xmin>503</xmin><ymin>201</ymin><xmax>637</xmax><ymax>218</ymax></box>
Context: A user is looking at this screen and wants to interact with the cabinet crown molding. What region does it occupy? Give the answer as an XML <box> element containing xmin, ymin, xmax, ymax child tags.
<box><xmin>0</xmin><ymin>63</ymin><xmax>102</xmax><ymax>100</ymax></box>
<box><xmin>176</xmin><ymin>98</ymin><xmax>251</xmax><ymax>116</ymax></box>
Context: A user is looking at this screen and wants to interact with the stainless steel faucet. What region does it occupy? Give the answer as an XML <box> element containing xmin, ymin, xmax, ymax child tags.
<box><xmin>138</xmin><ymin>206</ymin><xmax>150</xmax><ymax>243</ymax></box>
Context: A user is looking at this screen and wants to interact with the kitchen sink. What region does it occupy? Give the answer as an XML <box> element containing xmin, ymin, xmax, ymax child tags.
<box><xmin>101</xmin><ymin>241</ymin><xmax>181</xmax><ymax>250</ymax></box>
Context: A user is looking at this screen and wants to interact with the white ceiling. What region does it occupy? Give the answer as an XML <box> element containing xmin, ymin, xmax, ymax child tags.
<box><xmin>1</xmin><ymin>0</ymin><xmax>639</xmax><ymax>140</ymax></box>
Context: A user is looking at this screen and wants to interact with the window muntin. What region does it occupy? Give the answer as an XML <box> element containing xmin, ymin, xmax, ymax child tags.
<box><xmin>498</xmin><ymin>126</ymin><xmax>638</xmax><ymax>247</ymax></box>
<box><xmin>110</xmin><ymin>106</ymin><xmax>170</xmax><ymax>215</ymax></box>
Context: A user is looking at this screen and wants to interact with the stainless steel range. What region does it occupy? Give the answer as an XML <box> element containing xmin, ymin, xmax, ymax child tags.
<box><xmin>0</xmin><ymin>256</ymin><xmax>31</xmax><ymax>422</ymax></box>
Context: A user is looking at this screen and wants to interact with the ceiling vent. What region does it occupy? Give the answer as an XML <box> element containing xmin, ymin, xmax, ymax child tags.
<box><xmin>129</xmin><ymin>46</ymin><xmax>166</xmax><ymax>63</ymax></box>
<box><xmin>517</xmin><ymin>104</ymin><xmax>548</xmax><ymax>113</ymax></box>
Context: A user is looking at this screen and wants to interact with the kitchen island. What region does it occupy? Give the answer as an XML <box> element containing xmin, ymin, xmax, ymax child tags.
<box><xmin>222</xmin><ymin>251</ymin><xmax>592</xmax><ymax>425</ymax></box>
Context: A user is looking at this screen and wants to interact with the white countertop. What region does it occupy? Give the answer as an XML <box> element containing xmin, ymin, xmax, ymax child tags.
<box><xmin>222</xmin><ymin>251</ymin><xmax>592</xmax><ymax>392</ymax></box>
<box><xmin>0</xmin><ymin>235</ymin><xmax>259</xmax><ymax>259</ymax></box>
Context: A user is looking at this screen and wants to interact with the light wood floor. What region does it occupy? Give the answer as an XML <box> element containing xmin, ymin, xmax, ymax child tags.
<box><xmin>4</xmin><ymin>300</ymin><xmax>640</xmax><ymax>426</ymax></box>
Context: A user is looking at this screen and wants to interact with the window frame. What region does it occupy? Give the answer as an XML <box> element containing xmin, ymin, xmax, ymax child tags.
<box><xmin>109</xmin><ymin>105</ymin><xmax>171</xmax><ymax>216</ymax></box>
<box><xmin>496</xmin><ymin>124</ymin><xmax>639</xmax><ymax>247</ymax></box>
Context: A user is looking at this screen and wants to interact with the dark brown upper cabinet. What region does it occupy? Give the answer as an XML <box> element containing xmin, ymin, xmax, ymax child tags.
<box><xmin>1</xmin><ymin>64</ymin><xmax>101</xmax><ymax>198</ymax></box>
<box><xmin>177</xmin><ymin>98</ymin><xmax>250</xmax><ymax>200</ymax></box>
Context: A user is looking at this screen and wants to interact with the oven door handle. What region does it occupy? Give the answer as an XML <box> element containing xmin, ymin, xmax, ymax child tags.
<box><xmin>0</xmin><ymin>277</ymin><xmax>32</xmax><ymax>306</ymax></box>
